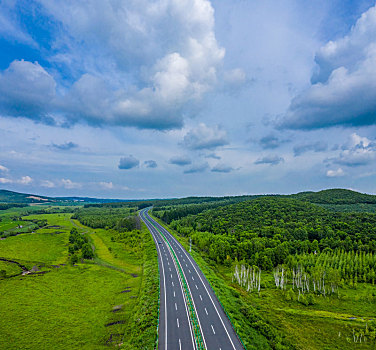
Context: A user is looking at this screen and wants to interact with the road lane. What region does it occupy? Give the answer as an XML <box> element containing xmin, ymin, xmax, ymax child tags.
<box><xmin>143</xmin><ymin>209</ymin><xmax>244</xmax><ymax>350</ymax></box>
<box><xmin>140</xmin><ymin>209</ymin><xmax>196</xmax><ymax>350</ymax></box>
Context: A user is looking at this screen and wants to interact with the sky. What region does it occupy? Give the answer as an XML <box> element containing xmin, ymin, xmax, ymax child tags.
<box><xmin>0</xmin><ymin>0</ymin><xmax>376</xmax><ymax>198</ymax></box>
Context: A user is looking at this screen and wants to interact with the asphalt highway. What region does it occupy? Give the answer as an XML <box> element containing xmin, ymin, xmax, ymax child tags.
<box><xmin>140</xmin><ymin>208</ymin><xmax>244</xmax><ymax>350</ymax></box>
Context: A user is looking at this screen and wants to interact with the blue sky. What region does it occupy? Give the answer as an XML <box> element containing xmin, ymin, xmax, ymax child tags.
<box><xmin>0</xmin><ymin>0</ymin><xmax>376</xmax><ymax>198</ymax></box>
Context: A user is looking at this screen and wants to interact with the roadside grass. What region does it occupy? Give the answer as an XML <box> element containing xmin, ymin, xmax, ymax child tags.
<box><xmin>120</xmin><ymin>220</ymin><xmax>159</xmax><ymax>349</ymax></box>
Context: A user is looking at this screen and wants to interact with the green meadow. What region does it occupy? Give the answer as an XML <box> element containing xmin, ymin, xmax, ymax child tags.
<box><xmin>0</xmin><ymin>207</ymin><xmax>158</xmax><ymax>349</ymax></box>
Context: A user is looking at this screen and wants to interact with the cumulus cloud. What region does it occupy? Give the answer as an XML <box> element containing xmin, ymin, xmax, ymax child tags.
<box><xmin>50</xmin><ymin>142</ymin><xmax>78</xmax><ymax>151</ymax></box>
<box><xmin>0</xmin><ymin>165</ymin><xmax>9</xmax><ymax>172</ymax></box>
<box><xmin>326</xmin><ymin>168</ymin><xmax>345</xmax><ymax>177</ymax></box>
<box><xmin>18</xmin><ymin>176</ymin><xmax>33</xmax><ymax>185</ymax></box>
<box><xmin>41</xmin><ymin>180</ymin><xmax>55</xmax><ymax>188</ymax></box>
<box><xmin>144</xmin><ymin>160</ymin><xmax>158</xmax><ymax>168</ymax></box>
<box><xmin>293</xmin><ymin>141</ymin><xmax>328</xmax><ymax>156</ymax></box>
<box><xmin>0</xmin><ymin>175</ymin><xmax>33</xmax><ymax>185</ymax></box>
<box><xmin>0</xmin><ymin>60</ymin><xmax>56</xmax><ymax>122</ymax></box>
<box><xmin>118</xmin><ymin>155</ymin><xmax>140</xmax><ymax>170</ymax></box>
<box><xmin>330</xmin><ymin>133</ymin><xmax>376</xmax><ymax>167</ymax></box>
<box><xmin>279</xmin><ymin>5</ymin><xmax>376</xmax><ymax>129</ymax></box>
<box><xmin>254</xmin><ymin>155</ymin><xmax>284</xmax><ymax>166</ymax></box>
<box><xmin>99</xmin><ymin>181</ymin><xmax>113</xmax><ymax>189</ymax></box>
<box><xmin>184</xmin><ymin>162</ymin><xmax>209</xmax><ymax>174</ymax></box>
<box><xmin>61</xmin><ymin>178</ymin><xmax>81</xmax><ymax>189</ymax></box>
<box><xmin>211</xmin><ymin>163</ymin><xmax>233</xmax><ymax>173</ymax></box>
<box><xmin>183</xmin><ymin>123</ymin><xmax>228</xmax><ymax>150</ymax></box>
<box><xmin>0</xmin><ymin>0</ymin><xmax>225</xmax><ymax>130</ymax></box>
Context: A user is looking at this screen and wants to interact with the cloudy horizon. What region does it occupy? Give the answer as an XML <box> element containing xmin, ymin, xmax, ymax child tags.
<box><xmin>0</xmin><ymin>0</ymin><xmax>376</xmax><ymax>199</ymax></box>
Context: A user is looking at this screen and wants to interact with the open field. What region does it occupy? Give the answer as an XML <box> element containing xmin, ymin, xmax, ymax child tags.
<box><xmin>0</xmin><ymin>264</ymin><xmax>132</xmax><ymax>350</ymax></box>
<box><xmin>0</xmin><ymin>207</ymin><xmax>158</xmax><ymax>349</ymax></box>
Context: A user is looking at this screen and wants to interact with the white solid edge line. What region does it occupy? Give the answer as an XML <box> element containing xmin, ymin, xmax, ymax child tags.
<box><xmin>155</xmin><ymin>218</ymin><xmax>239</xmax><ymax>350</ymax></box>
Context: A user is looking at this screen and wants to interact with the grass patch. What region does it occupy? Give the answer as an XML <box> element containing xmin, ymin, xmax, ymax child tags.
<box><xmin>0</xmin><ymin>230</ymin><xmax>69</xmax><ymax>265</ymax></box>
<box><xmin>0</xmin><ymin>264</ymin><xmax>132</xmax><ymax>350</ymax></box>
<box><xmin>0</xmin><ymin>260</ymin><xmax>23</xmax><ymax>276</ymax></box>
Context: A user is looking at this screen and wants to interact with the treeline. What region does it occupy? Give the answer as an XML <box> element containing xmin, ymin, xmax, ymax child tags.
<box><xmin>153</xmin><ymin>195</ymin><xmax>258</xmax><ymax>208</ymax></box>
<box><xmin>153</xmin><ymin>198</ymin><xmax>256</xmax><ymax>224</ymax></box>
<box><xmin>83</xmin><ymin>201</ymin><xmax>152</xmax><ymax>210</ymax></box>
<box><xmin>72</xmin><ymin>207</ymin><xmax>137</xmax><ymax>229</ymax></box>
<box><xmin>155</xmin><ymin>198</ymin><xmax>376</xmax><ymax>271</ymax></box>
<box><xmin>292</xmin><ymin>188</ymin><xmax>376</xmax><ymax>204</ymax></box>
<box><xmin>73</xmin><ymin>206</ymin><xmax>141</xmax><ymax>234</ymax></box>
<box><xmin>0</xmin><ymin>203</ymin><xmax>28</xmax><ymax>210</ymax></box>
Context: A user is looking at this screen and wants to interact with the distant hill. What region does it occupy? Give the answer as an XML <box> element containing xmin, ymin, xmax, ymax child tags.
<box><xmin>292</xmin><ymin>188</ymin><xmax>376</xmax><ymax>204</ymax></box>
<box><xmin>0</xmin><ymin>189</ymin><xmax>54</xmax><ymax>203</ymax></box>
<box><xmin>1</xmin><ymin>187</ymin><xmax>375</xmax><ymax>206</ymax></box>
<box><xmin>0</xmin><ymin>189</ymin><xmax>130</xmax><ymax>204</ymax></box>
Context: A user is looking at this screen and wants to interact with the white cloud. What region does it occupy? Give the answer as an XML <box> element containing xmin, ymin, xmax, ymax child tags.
<box><xmin>41</xmin><ymin>180</ymin><xmax>56</xmax><ymax>188</ymax></box>
<box><xmin>18</xmin><ymin>176</ymin><xmax>33</xmax><ymax>185</ymax></box>
<box><xmin>61</xmin><ymin>178</ymin><xmax>81</xmax><ymax>189</ymax></box>
<box><xmin>0</xmin><ymin>165</ymin><xmax>9</xmax><ymax>172</ymax></box>
<box><xmin>182</xmin><ymin>123</ymin><xmax>228</xmax><ymax>150</ymax></box>
<box><xmin>99</xmin><ymin>181</ymin><xmax>113</xmax><ymax>189</ymax></box>
<box><xmin>330</xmin><ymin>133</ymin><xmax>376</xmax><ymax>167</ymax></box>
<box><xmin>280</xmin><ymin>5</ymin><xmax>376</xmax><ymax>129</ymax></box>
<box><xmin>326</xmin><ymin>168</ymin><xmax>345</xmax><ymax>177</ymax></box>
<box><xmin>0</xmin><ymin>175</ymin><xmax>32</xmax><ymax>185</ymax></box>
<box><xmin>342</xmin><ymin>133</ymin><xmax>371</xmax><ymax>149</ymax></box>
<box><xmin>3</xmin><ymin>0</ymin><xmax>225</xmax><ymax>130</ymax></box>
<box><xmin>0</xmin><ymin>60</ymin><xmax>56</xmax><ymax>121</ymax></box>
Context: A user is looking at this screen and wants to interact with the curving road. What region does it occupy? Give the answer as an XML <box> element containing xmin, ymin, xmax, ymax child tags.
<box><xmin>140</xmin><ymin>208</ymin><xmax>244</xmax><ymax>350</ymax></box>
